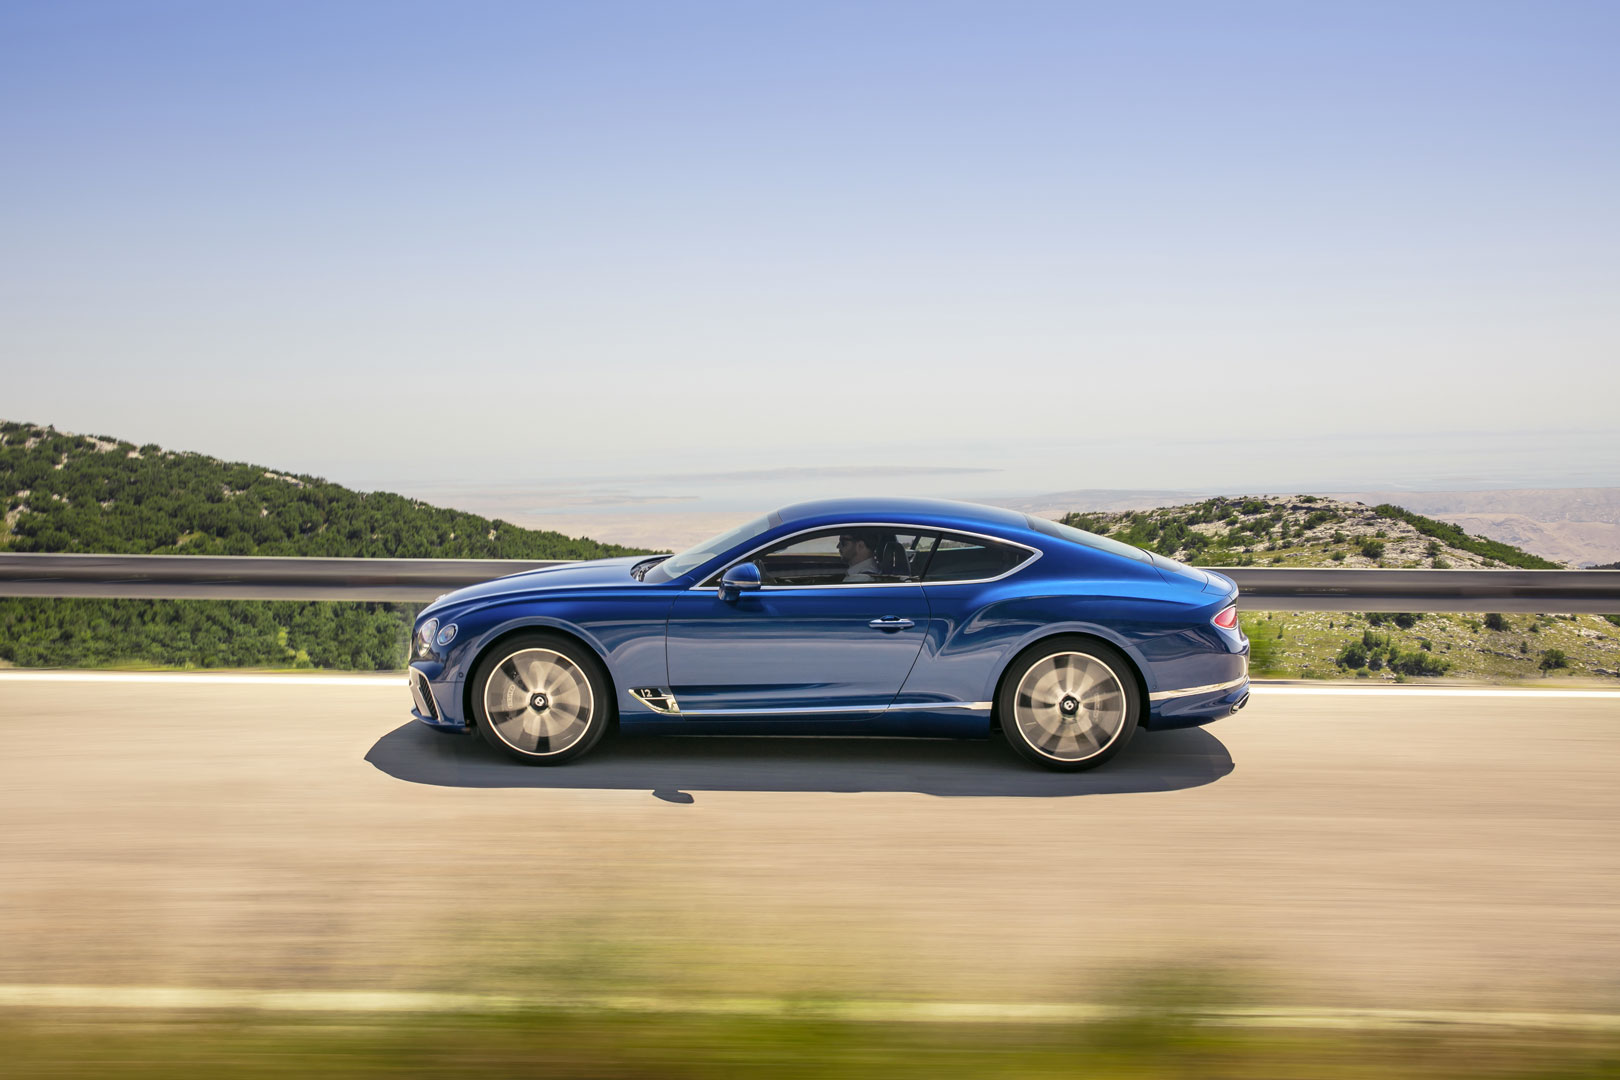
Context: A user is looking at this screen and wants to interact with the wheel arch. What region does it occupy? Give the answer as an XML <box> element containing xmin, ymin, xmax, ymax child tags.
<box><xmin>988</xmin><ymin>631</ymin><xmax>1151</xmax><ymax>732</ymax></box>
<box><xmin>461</xmin><ymin>622</ymin><xmax>620</xmax><ymax>732</ymax></box>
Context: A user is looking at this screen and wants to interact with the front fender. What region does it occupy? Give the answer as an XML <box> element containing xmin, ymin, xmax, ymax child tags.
<box><xmin>435</xmin><ymin>592</ymin><xmax>674</xmax><ymax>703</ymax></box>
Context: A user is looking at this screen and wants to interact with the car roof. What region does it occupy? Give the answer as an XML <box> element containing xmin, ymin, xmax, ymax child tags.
<box><xmin>775</xmin><ymin>497</ymin><xmax>1031</xmax><ymax>532</ymax></box>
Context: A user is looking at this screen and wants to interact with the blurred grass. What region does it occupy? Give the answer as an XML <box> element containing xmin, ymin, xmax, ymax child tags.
<box><xmin>3</xmin><ymin>1006</ymin><xmax>1618</xmax><ymax>1079</ymax></box>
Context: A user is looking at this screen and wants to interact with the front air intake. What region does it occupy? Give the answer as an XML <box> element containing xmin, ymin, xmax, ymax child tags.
<box><xmin>409</xmin><ymin>668</ymin><xmax>440</xmax><ymax>721</ymax></box>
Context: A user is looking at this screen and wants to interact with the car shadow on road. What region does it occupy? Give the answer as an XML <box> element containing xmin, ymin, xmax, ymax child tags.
<box><xmin>364</xmin><ymin>721</ymin><xmax>1234</xmax><ymax>798</ymax></box>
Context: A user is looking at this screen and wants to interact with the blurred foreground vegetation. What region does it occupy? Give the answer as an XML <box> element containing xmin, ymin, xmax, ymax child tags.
<box><xmin>3</xmin><ymin>1007</ymin><xmax>1616</xmax><ymax>1078</ymax></box>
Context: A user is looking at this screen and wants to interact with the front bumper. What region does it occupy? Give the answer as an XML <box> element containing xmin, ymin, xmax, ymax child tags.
<box><xmin>409</xmin><ymin>664</ymin><xmax>466</xmax><ymax>731</ymax></box>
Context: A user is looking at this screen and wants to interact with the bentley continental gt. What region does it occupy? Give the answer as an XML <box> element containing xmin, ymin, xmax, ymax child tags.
<box><xmin>407</xmin><ymin>498</ymin><xmax>1249</xmax><ymax>771</ymax></box>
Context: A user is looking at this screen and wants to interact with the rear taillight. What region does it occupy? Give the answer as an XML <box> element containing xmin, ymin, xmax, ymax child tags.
<box><xmin>1213</xmin><ymin>605</ymin><xmax>1238</xmax><ymax>630</ymax></box>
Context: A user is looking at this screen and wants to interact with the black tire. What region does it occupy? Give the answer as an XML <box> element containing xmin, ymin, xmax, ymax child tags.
<box><xmin>469</xmin><ymin>632</ymin><xmax>613</xmax><ymax>765</ymax></box>
<box><xmin>997</xmin><ymin>636</ymin><xmax>1140</xmax><ymax>772</ymax></box>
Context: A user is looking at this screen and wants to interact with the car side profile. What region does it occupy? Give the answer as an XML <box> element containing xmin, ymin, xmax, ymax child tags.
<box><xmin>407</xmin><ymin>498</ymin><xmax>1249</xmax><ymax>771</ymax></box>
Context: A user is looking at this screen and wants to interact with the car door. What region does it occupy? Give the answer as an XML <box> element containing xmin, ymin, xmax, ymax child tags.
<box><xmin>664</xmin><ymin>526</ymin><xmax>935</xmax><ymax>717</ymax></box>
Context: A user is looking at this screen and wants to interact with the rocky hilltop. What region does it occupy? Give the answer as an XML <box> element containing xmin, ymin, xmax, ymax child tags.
<box><xmin>1061</xmin><ymin>494</ymin><xmax>1564</xmax><ymax>569</ymax></box>
<box><xmin>1058</xmin><ymin>495</ymin><xmax>1618</xmax><ymax>683</ymax></box>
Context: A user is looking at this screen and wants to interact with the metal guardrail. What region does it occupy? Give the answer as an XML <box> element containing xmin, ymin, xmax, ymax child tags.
<box><xmin>0</xmin><ymin>553</ymin><xmax>571</xmax><ymax>602</ymax></box>
<box><xmin>0</xmin><ymin>553</ymin><xmax>1615</xmax><ymax>612</ymax></box>
<box><xmin>1224</xmin><ymin>568</ymin><xmax>1619</xmax><ymax>613</ymax></box>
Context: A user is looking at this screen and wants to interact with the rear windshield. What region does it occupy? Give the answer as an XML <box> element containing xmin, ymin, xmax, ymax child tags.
<box><xmin>1026</xmin><ymin>515</ymin><xmax>1151</xmax><ymax>562</ymax></box>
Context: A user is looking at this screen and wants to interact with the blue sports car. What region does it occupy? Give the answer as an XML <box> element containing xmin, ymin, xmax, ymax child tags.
<box><xmin>407</xmin><ymin>498</ymin><xmax>1249</xmax><ymax>772</ymax></box>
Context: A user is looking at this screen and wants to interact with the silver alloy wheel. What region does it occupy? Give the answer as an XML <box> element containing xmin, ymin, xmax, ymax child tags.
<box><xmin>481</xmin><ymin>647</ymin><xmax>595</xmax><ymax>757</ymax></box>
<box><xmin>1011</xmin><ymin>651</ymin><xmax>1127</xmax><ymax>763</ymax></box>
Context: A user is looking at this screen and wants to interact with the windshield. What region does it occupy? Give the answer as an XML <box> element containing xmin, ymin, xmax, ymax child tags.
<box><xmin>643</xmin><ymin>514</ymin><xmax>777</xmax><ymax>584</ymax></box>
<box><xmin>1026</xmin><ymin>514</ymin><xmax>1151</xmax><ymax>562</ymax></box>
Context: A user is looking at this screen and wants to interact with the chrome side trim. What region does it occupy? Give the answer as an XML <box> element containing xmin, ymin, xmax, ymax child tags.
<box><xmin>677</xmin><ymin>704</ymin><xmax>882</xmax><ymax>717</ymax></box>
<box><xmin>1148</xmin><ymin>676</ymin><xmax>1248</xmax><ymax>702</ymax></box>
<box><xmin>687</xmin><ymin>522</ymin><xmax>1043</xmax><ymax>592</ymax></box>
<box><xmin>667</xmin><ymin>699</ymin><xmax>995</xmax><ymax>718</ymax></box>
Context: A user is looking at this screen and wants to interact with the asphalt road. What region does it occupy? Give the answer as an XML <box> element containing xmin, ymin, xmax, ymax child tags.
<box><xmin>2</xmin><ymin>676</ymin><xmax>1617</xmax><ymax>1012</ymax></box>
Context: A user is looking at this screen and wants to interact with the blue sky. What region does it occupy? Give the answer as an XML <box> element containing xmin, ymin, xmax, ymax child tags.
<box><xmin>3</xmin><ymin>1</ymin><xmax>1616</xmax><ymax>508</ymax></box>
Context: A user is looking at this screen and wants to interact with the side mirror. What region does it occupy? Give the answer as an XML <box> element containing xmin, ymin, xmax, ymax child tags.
<box><xmin>718</xmin><ymin>561</ymin><xmax>762</xmax><ymax>602</ymax></box>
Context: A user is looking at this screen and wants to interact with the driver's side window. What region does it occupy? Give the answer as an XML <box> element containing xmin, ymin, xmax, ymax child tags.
<box><xmin>714</xmin><ymin>529</ymin><xmax>936</xmax><ymax>587</ymax></box>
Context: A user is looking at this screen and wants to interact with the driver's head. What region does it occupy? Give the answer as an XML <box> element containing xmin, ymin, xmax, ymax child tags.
<box><xmin>836</xmin><ymin>530</ymin><xmax>880</xmax><ymax>566</ymax></box>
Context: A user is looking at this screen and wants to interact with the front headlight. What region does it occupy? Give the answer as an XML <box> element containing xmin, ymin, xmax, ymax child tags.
<box><xmin>436</xmin><ymin>623</ymin><xmax>458</xmax><ymax>647</ymax></box>
<box><xmin>414</xmin><ymin>618</ymin><xmax>439</xmax><ymax>660</ymax></box>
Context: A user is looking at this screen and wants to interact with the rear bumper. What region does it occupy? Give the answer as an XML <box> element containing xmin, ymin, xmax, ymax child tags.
<box><xmin>1144</xmin><ymin>663</ymin><xmax>1250</xmax><ymax>730</ymax></box>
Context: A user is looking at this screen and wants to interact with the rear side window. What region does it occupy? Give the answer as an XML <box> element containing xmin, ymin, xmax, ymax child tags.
<box><xmin>1025</xmin><ymin>514</ymin><xmax>1150</xmax><ymax>562</ymax></box>
<box><xmin>919</xmin><ymin>533</ymin><xmax>1034</xmax><ymax>582</ymax></box>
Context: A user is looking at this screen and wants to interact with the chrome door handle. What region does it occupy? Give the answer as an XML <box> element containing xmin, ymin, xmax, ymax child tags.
<box><xmin>869</xmin><ymin>617</ymin><xmax>915</xmax><ymax>631</ymax></box>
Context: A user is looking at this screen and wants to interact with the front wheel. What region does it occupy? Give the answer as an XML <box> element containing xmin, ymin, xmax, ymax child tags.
<box><xmin>470</xmin><ymin>633</ymin><xmax>613</xmax><ymax>765</ymax></box>
<box><xmin>998</xmin><ymin>637</ymin><xmax>1139</xmax><ymax>772</ymax></box>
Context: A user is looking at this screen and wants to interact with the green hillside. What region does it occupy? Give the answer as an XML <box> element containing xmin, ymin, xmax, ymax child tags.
<box><xmin>0</xmin><ymin>421</ymin><xmax>650</xmax><ymax>670</ymax></box>
<box><xmin>1063</xmin><ymin>495</ymin><xmax>1620</xmax><ymax>683</ymax></box>
<box><xmin>0</xmin><ymin>421</ymin><xmax>638</xmax><ymax>559</ymax></box>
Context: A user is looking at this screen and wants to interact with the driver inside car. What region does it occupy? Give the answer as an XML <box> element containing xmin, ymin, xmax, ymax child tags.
<box><xmin>837</xmin><ymin>531</ymin><xmax>882</xmax><ymax>582</ymax></box>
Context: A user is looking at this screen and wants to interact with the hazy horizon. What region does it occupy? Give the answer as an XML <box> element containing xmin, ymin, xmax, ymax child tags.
<box><xmin>5</xmin><ymin>3</ymin><xmax>1616</xmax><ymax>509</ymax></box>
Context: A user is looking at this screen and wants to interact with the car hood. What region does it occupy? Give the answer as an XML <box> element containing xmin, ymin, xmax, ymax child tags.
<box><xmin>422</xmin><ymin>555</ymin><xmax>649</xmax><ymax>613</ymax></box>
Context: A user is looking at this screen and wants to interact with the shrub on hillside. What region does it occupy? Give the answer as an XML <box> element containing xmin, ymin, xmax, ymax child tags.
<box><xmin>1484</xmin><ymin>613</ymin><xmax>1508</xmax><ymax>631</ymax></box>
<box><xmin>1540</xmin><ymin>649</ymin><xmax>1568</xmax><ymax>671</ymax></box>
<box><xmin>1360</xmin><ymin>540</ymin><xmax>1385</xmax><ymax>559</ymax></box>
<box><xmin>1389</xmin><ymin>651</ymin><xmax>1450</xmax><ymax>676</ymax></box>
<box><xmin>1061</xmin><ymin>512</ymin><xmax>1107</xmax><ymax>534</ymax></box>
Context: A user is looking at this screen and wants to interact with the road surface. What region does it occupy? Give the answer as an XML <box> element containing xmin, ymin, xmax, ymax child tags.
<box><xmin>1</xmin><ymin>675</ymin><xmax>1616</xmax><ymax>1012</ymax></box>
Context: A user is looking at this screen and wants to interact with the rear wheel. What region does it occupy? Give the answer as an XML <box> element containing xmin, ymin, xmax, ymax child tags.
<box><xmin>470</xmin><ymin>633</ymin><xmax>612</xmax><ymax>765</ymax></box>
<box><xmin>998</xmin><ymin>637</ymin><xmax>1139</xmax><ymax>772</ymax></box>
